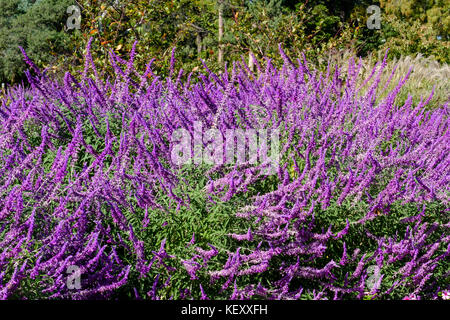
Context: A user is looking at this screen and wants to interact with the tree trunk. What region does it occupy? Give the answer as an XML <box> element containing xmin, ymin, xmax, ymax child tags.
<box><xmin>248</xmin><ymin>51</ymin><xmax>254</xmax><ymax>72</ymax></box>
<box><xmin>218</xmin><ymin>0</ymin><xmax>224</xmax><ymax>66</ymax></box>
<box><xmin>196</xmin><ymin>33</ymin><xmax>202</xmax><ymax>57</ymax></box>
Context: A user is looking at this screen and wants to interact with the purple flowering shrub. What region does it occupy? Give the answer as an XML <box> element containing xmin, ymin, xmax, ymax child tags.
<box><xmin>0</xmin><ymin>40</ymin><xmax>448</xmax><ymax>300</ymax></box>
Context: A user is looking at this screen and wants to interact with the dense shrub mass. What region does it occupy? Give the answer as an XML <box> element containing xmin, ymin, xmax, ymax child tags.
<box><xmin>0</xmin><ymin>40</ymin><xmax>448</xmax><ymax>300</ymax></box>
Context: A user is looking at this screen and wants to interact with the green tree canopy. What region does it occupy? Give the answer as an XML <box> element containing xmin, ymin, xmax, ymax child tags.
<box><xmin>0</xmin><ymin>0</ymin><xmax>73</xmax><ymax>84</ymax></box>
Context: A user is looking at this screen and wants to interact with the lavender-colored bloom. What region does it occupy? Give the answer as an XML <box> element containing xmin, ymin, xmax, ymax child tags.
<box><xmin>0</xmin><ymin>41</ymin><xmax>447</xmax><ymax>300</ymax></box>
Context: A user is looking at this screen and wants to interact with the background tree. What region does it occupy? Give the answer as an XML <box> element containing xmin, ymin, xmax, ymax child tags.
<box><xmin>378</xmin><ymin>0</ymin><xmax>449</xmax><ymax>62</ymax></box>
<box><xmin>0</xmin><ymin>0</ymin><xmax>73</xmax><ymax>84</ymax></box>
<box><xmin>1</xmin><ymin>0</ymin><xmax>448</xmax><ymax>86</ymax></box>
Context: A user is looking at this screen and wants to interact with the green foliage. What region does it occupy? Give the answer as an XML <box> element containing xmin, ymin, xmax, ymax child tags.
<box><xmin>108</xmin><ymin>163</ymin><xmax>259</xmax><ymax>299</ymax></box>
<box><xmin>0</xmin><ymin>0</ymin><xmax>73</xmax><ymax>84</ymax></box>
<box><xmin>61</xmin><ymin>0</ymin><xmax>222</xmax><ymax>80</ymax></box>
<box><xmin>1</xmin><ymin>0</ymin><xmax>448</xmax><ymax>87</ymax></box>
<box><xmin>378</xmin><ymin>0</ymin><xmax>450</xmax><ymax>63</ymax></box>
